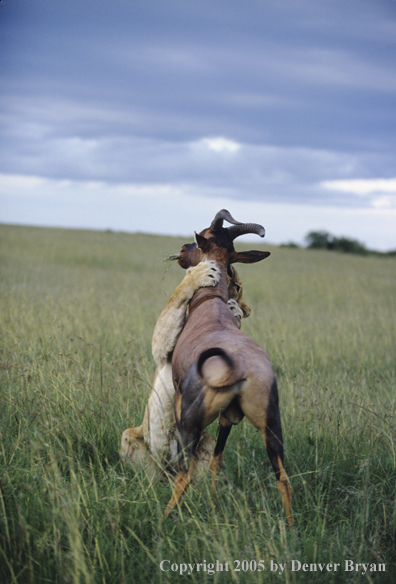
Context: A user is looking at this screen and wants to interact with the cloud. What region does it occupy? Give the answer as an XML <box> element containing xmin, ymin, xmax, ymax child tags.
<box><xmin>276</xmin><ymin>48</ymin><xmax>396</xmax><ymax>93</ymax></box>
<box><xmin>2</xmin><ymin>1</ymin><xmax>396</xmax><ymax>152</ymax></box>
<box><xmin>199</xmin><ymin>137</ymin><xmax>241</xmax><ymax>153</ymax></box>
<box><xmin>2</xmin><ymin>171</ymin><xmax>396</xmax><ymax>251</ymax></box>
<box><xmin>321</xmin><ymin>178</ymin><xmax>396</xmax><ymax>209</ymax></box>
<box><xmin>0</xmin><ymin>119</ymin><xmax>392</xmax><ymax>210</ymax></box>
<box><xmin>321</xmin><ymin>178</ymin><xmax>396</xmax><ymax>196</ymax></box>
<box><xmin>0</xmin><ymin>173</ymin><xmax>47</xmax><ymax>191</ymax></box>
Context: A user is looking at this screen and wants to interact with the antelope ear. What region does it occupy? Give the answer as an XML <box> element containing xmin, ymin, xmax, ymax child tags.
<box><xmin>194</xmin><ymin>232</ymin><xmax>213</xmax><ymax>254</ymax></box>
<box><xmin>230</xmin><ymin>250</ymin><xmax>271</xmax><ymax>264</ymax></box>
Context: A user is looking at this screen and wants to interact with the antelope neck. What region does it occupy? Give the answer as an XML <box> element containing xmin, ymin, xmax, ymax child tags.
<box><xmin>188</xmin><ymin>262</ymin><xmax>229</xmax><ymax>314</ymax></box>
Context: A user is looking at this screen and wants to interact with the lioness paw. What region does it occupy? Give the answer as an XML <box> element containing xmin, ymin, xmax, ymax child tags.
<box><xmin>120</xmin><ymin>428</ymin><xmax>145</xmax><ymax>461</ymax></box>
<box><xmin>227</xmin><ymin>299</ymin><xmax>243</xmax><ymax>328</ymax></box>
<box><xmin>186</xmin><ymin>260</ymin><xmax>221</xmax><ymax>288</ymax></box>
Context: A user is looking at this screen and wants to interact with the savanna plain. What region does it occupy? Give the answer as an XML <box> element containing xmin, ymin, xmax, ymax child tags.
<box><xmin>0</xmin><ymin>224</ymin><xmax>395</xmax><ymax>584</ymax></box>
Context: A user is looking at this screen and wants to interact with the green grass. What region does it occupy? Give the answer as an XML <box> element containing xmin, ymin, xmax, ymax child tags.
<box><xmin>0</xmin><ymin>223</ymin><xmax>395</xmax><ymax>583</ymax></box>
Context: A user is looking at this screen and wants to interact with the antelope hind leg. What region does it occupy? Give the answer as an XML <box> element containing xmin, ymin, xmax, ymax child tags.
<box><xmin>164</xmin><ymin>458</ymin><xmax>195</xmax><ymax>518</ymax></box>
<box><xmin>164</xmin><ymin>386</ymin><xmax>203</xmax><ymax>517</ymax></box>
<box><xmin>163</xmin><ymin>424</ymin><xmax>215</xmax><ymax>517</ymax></box>
<box><xmin>209</xmin><ymin>415</ymin><xmax>233</xmax><ymax>479</ymax></box>
<box><xmin>275</xmin><ymin>457</ymin><xmax>293</xmax><ymax>527</ymax></box>
<box><xmin>259</xmin><ymin>419</ymin><xmax>293</xmax><ymax>527</ymax></box>
<box><xmin>241</xmin><ymin>379</ymin><xmax>293</xmax><ymax>527</ymax></box>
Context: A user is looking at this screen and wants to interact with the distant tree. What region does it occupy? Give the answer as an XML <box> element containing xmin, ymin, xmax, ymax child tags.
<box><xmin>333</xmin><ymin>236</ymin><xmax>368</xmax><ymax>255</ymax></box>
<box><xmin>280</xmin><ymin>242</ymin><xmax>299</xmax><ymax>249</ymax></box>
<box><xmin>305</xmin><ymin>231</ymin><xmax>369</xmax><ymax>255</ymax></box>
<box><xmin>305</xmin><ymin>231</ymin><xmax>332</xmax><ymax>249</ymax></box>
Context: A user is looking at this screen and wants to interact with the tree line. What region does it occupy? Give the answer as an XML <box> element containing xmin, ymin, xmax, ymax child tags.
<box><xmin>281</xmin><ymin>231</ymin><xmax>396</xmax><ymax>257</ymax></box>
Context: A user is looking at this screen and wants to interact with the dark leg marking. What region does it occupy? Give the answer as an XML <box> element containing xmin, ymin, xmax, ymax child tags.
<box><xmin>209</xmin><ymin>414</ymin><xmax>232</xmax><ymax>478</ymax></box>
<box><xmin>263</xmin><ymin>378</ymin><xmax>293</xmax><ymax>526</ymax></box>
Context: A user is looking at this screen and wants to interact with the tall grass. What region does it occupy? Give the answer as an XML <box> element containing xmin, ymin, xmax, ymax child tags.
<box><xmin>0</xmin><ymin>224</ymin><xmax>395</xmax><ymax>583</ymax></box>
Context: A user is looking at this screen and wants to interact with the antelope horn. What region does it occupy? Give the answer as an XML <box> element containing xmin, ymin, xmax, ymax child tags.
<box><xmin>210</xmin><ymin>209</ymin><xmax>265</xmax><ymax>240</ymax></box>
<box><xmin>228</xmin><ymin>222</ymin><xmax>265</xmax><ymax>240</ymax></box>
<box><xmin>210</xmin><ymin>209</ymin><xmax>242</xmax><ymax>232</ymax></box>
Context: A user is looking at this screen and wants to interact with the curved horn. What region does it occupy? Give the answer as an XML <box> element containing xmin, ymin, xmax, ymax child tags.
<box><xmin>228</xmin><ymin>222</ymin><xmax>265</xmax><ymax>240</ymax></box>
<box><xmin>210</xmin><ymin>209</ymin><xmax>242</xmax><ymax>232</ymax></box>
<box><xmin>210</xmin><ymin>209</ymin><xmax>265</xmax><ymax>240</ymax></box>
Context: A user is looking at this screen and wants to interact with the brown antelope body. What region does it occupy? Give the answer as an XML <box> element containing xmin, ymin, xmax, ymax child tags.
<box><xmin>166</xmin><ymin>210</ymin><xmax>293</xmax><ymax>525</ymax></box>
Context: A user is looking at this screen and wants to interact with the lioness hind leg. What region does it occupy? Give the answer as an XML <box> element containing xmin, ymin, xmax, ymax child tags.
<box><xmin>195</xmin><ymin>432</ymin><xmax>216</xmax><ymax>479</ymax></box>
<box><xmin>120</xmin><ymin>427</ymin><xmax>158</xmax><ymax>478</ymax></box>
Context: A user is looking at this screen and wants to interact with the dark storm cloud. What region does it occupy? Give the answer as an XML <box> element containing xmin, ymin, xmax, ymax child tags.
<box><xmin>1</xmin><ymin>0</ymin><xmax>396</xmax><ymax>210</ymax></box>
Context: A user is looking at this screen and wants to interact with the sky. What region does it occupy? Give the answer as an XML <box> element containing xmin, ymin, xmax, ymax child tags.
<box><xmin>1</xmin><ymin>0</ymin><xmax>396</xmax><ymax>250</ymax></box>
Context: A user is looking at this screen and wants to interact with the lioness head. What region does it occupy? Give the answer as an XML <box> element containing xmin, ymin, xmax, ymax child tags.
<box><xmin>227</xmin><ymin>265</ymin><xmax>251</xmax><ymax>319</ymax></box>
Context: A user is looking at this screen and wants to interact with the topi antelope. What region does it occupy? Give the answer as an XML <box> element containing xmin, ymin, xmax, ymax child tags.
<box><xmin>165</xmin><ymin>209</ymin><xmax>293</xmax><ymax>525</ymax></box>
<box><xmin>120</xmin><ymin>261</ymin><xmax>250</xmax><ymax>479</ymax></box>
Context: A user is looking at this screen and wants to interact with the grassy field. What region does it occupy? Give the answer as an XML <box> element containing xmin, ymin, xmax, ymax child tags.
<box><xmin>0</xmin><ymin>223</ymin><xmax>395</xmax><ymax>583</ymax></box>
